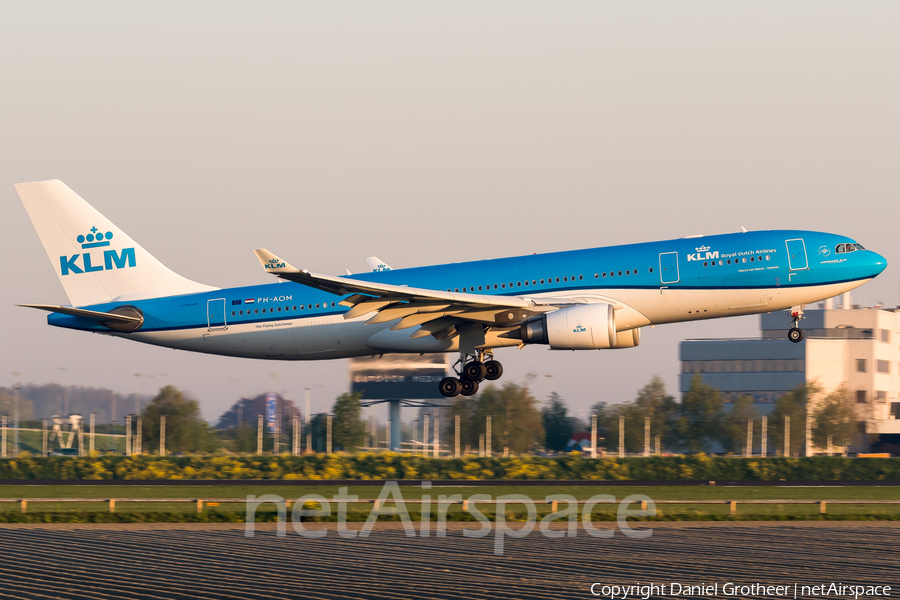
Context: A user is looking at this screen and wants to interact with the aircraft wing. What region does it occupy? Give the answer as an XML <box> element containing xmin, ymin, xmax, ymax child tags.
<box><xmin>253</xmin><ymin>248</ymin><xmax>551</xmax><ymax>339</ymax></box>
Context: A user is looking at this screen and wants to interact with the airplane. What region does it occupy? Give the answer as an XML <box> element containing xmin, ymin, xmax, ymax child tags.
<box><xmin>14</xmin><ymin>180</ymin><xmax>888</xmax><ymax>398</ymax></box>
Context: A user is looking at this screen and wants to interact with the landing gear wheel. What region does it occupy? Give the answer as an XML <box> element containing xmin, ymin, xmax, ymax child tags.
<box><xmin>788</xmin><ymin>327</ymin><xmax>804</xmax><ymax>343</ymax></box>
<box><xmin>460</xmin><ymin>379</ymin><xmax>480</xmax><ymax>396</ymax></box>
<box><xmin>464</xmin><ymin>361</ymin><xmax>487</xmax><ymax>382</ymax></box>
<box><xmin>484</xmin><ymin>360</ymin><xmax>503</xmax><ymax>381</ymax></box>
<box><xmin>439</xmin><ymin>377</ymin><xmax>462</xmax><ymax>397</ymax></box>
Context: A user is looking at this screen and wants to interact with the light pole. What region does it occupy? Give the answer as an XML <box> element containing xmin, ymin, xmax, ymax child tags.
<box><xmin>12</xmin><ymin>372</ymin><xmax>21</xmax><ymax>458</ymax></box>
<box><xmin>231</xmin><ymin>378</ymin><xmax>242</xmax><ymax>427</ymax></box>
<box><xmin>133</xmin><ymin>373</ymin><xmax>142</xmax><ymax>416</ymax></box>
<box><xmin>56</xmin><ymin>368</ymin><xmax>68</xmax><ymax>415</ymax></box>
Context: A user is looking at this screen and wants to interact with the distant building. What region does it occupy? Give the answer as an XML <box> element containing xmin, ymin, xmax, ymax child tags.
<box><xmin>680</xmin><ymin>293</ymin><xmax>900</xmax><ymax>453</ymax></box>
<box><xmin>216</xmin><ymin>393</ymin><xmax>299</xmax><ymax>430</ymax></box>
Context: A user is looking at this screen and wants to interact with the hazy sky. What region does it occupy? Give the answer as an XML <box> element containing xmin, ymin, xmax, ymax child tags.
<box><xmin>1</xmin><ymin>2</ymin><xmax>898</xmax><ymax>422</ymax></box>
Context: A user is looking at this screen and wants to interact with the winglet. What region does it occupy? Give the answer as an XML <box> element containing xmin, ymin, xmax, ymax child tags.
<box><xmin>253</xmin><ymin>249</ymin><xmax>300</xmax><ymax>274</ymax></box>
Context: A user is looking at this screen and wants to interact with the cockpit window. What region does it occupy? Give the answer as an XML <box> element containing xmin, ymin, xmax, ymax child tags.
<box><xmin>835</xmin><ymin>243</ymin><xmax>865</xmax><ymax>254</ymax></box>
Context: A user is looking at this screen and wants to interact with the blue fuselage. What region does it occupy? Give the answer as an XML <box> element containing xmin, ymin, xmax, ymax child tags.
<box><xmin>46</xmin><ymin>229</ymin><xmax>887</xmax><ymax>360</ymax></box>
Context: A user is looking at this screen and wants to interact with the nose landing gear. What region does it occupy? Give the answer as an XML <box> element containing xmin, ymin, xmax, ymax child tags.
<box><xmin>439</xmin><ymin>350</ymin><xmax>505</xmax><ymax>397</ymax></box>
<box><xmin>788</xmin><ymin>305</ymin><xmax>806</xmax><ymax>343</ymax></box>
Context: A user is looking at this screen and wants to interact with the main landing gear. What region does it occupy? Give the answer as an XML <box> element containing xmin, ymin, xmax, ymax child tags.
<box><xmin>439</xmin><ymin>350</ymin><xmax>504</xmax><ymax>398</ymax></box>
<box><xmin>788</xmin><ymin>305</ymin><xmax>805</xmax><ymax>343</ymax></box>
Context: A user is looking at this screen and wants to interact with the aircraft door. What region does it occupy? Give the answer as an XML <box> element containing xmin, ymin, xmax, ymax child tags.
<box><xmin>659</xmin><ymin>252</ymin><xmax>680</xmax><ymax>284</ymax></box>
<box><xmin>785</xmin><ymin>239</ymin><xmax>808</xmax><ymax>270</ymax></box>
<box><xmin>207</xmin><ymin>298</ymin><xmax>227</xmax><ymax>330</ymax></box>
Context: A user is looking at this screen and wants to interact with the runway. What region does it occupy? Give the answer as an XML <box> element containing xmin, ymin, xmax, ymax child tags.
<box><xmin>0</xmin><ymin>522</ymin><xmax>895</xmax><ymax>599</ymax></box>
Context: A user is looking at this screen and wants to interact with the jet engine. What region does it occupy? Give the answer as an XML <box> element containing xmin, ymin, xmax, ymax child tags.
<box><xmin>615</xmin><ymin>327</ymin><xmax>641</xmax><ymax>348</ymax></box>
<box><xmin>520</xmin><ymin>304</ymin><xmax>617</xmax><ymax>349</ymax></box>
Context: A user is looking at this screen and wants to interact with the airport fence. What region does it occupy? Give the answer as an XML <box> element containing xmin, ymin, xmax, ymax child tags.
<box><xmin>2</xmin><ymin>496</ymin><xmax>900</xmax><ymax>516</ymax></box>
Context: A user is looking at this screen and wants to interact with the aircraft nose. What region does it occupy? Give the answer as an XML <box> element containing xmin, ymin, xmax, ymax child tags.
<box><xmin>869</xmin><ymin>251</ymin><xmax>888</xmax><ymax>277</ymax></box>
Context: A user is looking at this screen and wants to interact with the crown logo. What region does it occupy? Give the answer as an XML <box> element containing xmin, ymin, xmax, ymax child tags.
<box><xmin>695</xmin><ymin>245</ymin><xmax>710</xmax><ymax>252</ymax></box>
<box><xmin>76</xmin><ymin>226</ymin><xmax>113</xmax><ymax>249</ymax></box>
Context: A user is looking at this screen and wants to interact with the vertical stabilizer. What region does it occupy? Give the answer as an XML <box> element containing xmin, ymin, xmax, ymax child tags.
<box><xmin>15</xmin><ymin>180</ymin><xmax>216</xmax><ymax>307</ymax></box>
<box><xmin>366</xmin><ymin>256</ymin><xmax>392</xmax><ymax>272</ymax></box>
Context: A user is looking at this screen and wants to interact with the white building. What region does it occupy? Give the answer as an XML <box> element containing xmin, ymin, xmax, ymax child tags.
<box><xmin>680</xmin><ymin>293</ymin><xmax>900</xmax><ymax>454</ymax></box>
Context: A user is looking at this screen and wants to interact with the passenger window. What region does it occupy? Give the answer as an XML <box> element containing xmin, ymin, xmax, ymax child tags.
<box><xmin>563</xmin><ymin>276</ymin><xmax>568</xmax><ymax>282</ymax></box>
<box><xmin>610</xmin><ymin>272</ymin><xmax>614</xmax><ymax>278</ymax></box>
<box><xmin>579</xmin><ymin>275</ymin><xmax>583</xmax><ymax>280</ymax></box>
<box><xmin>617</xmin><ymin>271</ymin><xmax>622</xmax><ymax>276</ymax></box>
<box><xmin>262</xmin><ymin>308</ymin><xmax>267</xmax><ymax>313</ymax></box>
<box><xmin>493</xmin><ymin>284</ymin><xmax>498</xmax><ymax>290</ymax></box>
<box><xmin>316</xmin><ymin>303</ymin><xmax>320</xmax><ymax>309</ymax></box>
<box><xmin>649</xmin><ymin>268</ymin><xmax>653</xmax><ymax>273</ymax></box>
<box><xmin>703</xmin><ymin>262</ymin><xmax>708</xmax><ymax>267</ymax></box>
<box><xmin>277</xmin><ymin>307</ymin><xmax>282</xmax><ymax>312</ymax></box>
<box><xmin>602</xmin><ymin>272</ymin><xmax>607</xmax><ymax>278</ymax></box>
<box><xmin>255</xmin><ymin>309</ymin><xmax>259</xmax><ymax>314</ymax></box>
<box><xmin>292</xmin><ymin>305</ymin><xmax>297</xmax><ymax>310</ymax></box>
<box><xmin>501</xmin><ymin>283</ymin><xmax>506</xmax><ymax>288</ymax></box>
<box><xmin>555</xmin><ymin>277</ymin><xmax>560</xmax><ymax>283</ymax></box>
<box><xmin>540</xmin><ymin>279</ymin><xmax>544</xmax><ymax>284</ymax></box>
<box><xmin>231</xmin><ymin>311</ymin><xmax>235</xmax><ymax>316</ymax></box>
<box><xmin>478</xmin><ymin>286</ymin><xmax>482</xmax><ymax>291</ymax></box>
<box><xmin>625</xmin><ymin>270</ymin><xmax>630</xmax><ymax>276</ymax></box>
<box><xmin>594</xmin><ymin>273</ymin><xmax>599</xmax><ymax>279</ymax></box>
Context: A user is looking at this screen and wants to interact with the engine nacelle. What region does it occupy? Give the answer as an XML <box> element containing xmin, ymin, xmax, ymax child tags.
<box><xmin>615</xmin><ymin>327</ymin><xmax>641</xmax><ymax>348</ymax></box>
<box><xmin>520</xmin><ymin>304</ymin><xmax>617</xmax><ymax>349</ymax></box>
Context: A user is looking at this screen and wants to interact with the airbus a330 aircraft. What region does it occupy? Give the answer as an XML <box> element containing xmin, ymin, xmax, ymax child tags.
<box><xmin>15</xmin><ymin>180</ymin><xmax>887</xmax><ymax>397</ymax></box>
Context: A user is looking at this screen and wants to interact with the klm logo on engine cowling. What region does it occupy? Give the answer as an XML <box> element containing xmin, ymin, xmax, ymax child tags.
<box><xmin>687</xmin><ymin>245</ymin><xmax>719</xmax><ymax>262</ymax></box>
<box><xmin>59</xmin><ymin>227</ymin><xmax>136</xmax><ymax>276</ymax></box>
<box><xmin>265</xmin><ymin>258</ymin><xmax>286</xmax><ymax>269</ymax></box>
<box><xmin>573</xmin><ymin>323</ymin><xmax>587</xmax><ymax>333</ymax></box>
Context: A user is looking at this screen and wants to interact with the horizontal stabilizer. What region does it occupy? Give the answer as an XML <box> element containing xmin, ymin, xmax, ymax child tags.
<box><xmin>19</xmin><ymin>304</ymin><xmax>144</xmax><ymax>332</ymax></box>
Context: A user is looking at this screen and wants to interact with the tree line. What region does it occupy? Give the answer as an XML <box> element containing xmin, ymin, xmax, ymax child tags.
<box><xmin>7</xmin><ymin>375</ymin><xmax>861</xmax><ymax>456</ymax></box>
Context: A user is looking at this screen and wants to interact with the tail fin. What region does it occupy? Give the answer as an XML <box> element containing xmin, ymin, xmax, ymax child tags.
<box><xmin>15</xmin><ymin>180</ymin><xmax>216</xmax><ymax>307</ymax></box>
